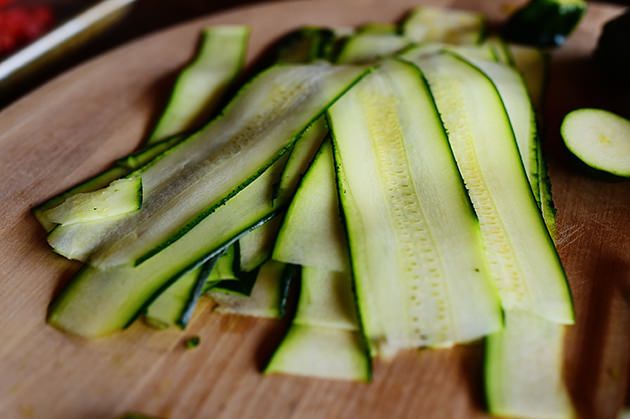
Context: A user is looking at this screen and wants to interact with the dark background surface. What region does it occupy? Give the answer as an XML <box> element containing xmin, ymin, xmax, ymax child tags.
<box><xmin>1</xmin><ymin>0</ymin><xmax>627</xmax><ymax>108</ymax></box>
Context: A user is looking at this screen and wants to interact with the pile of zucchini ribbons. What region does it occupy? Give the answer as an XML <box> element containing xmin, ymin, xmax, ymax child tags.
<box><xmin>36</xmin><ymin>6</ymin><xmax>577</xmax><ymax>419</ymax></box>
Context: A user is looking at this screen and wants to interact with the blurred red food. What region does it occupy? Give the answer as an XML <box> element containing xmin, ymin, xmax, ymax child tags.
<box><xmin>0</xmin><ymin>2</ymin><xmax>54</xmax><ymax>56</ymax></box>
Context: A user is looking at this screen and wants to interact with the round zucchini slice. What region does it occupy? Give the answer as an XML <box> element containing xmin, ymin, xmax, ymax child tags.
<box><xmin>561</xmin><ymin>108</ymin><xmax>630</xmax><ymax>177</ymax></box>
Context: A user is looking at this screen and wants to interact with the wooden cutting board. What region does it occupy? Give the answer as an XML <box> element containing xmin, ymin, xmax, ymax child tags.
<box><xmin>0</xmin><ymin>1</ymin><xmax>628</xmax><ymax>418</ymax></box>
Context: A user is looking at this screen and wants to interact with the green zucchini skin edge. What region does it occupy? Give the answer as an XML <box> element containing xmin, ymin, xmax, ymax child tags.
<box><xmin>327</xmin><ymin>113</ymin><xmax>374</xmax><ymax>379</ymax></box>
<box><xmin>47</xmin><ymin>210</ymin><xmax>280</xmax><ymax>332</ymax></box>
<box><xmin>411</xmin><ymin>52</ymin><xmax>573</xmax><ymax>324</ymax></box>
<box><xmin>177</xmin><ymin>258</ymin><xmax>217</xmax><ymax>328</ymax></box>
<box><xmin>448</xmin><ymin>52</ymin><xmax>574</xmax><ymax>318</ymax></box>
<box><xmin>146</xmin><ymin>26</ymin><xmax>250</xmax><ymax>144</ymax></box>
<box><xmin>33</xmin><ymin>135</ymin><xmax>183</xmax><ymax>232</ymax></box>
<box><xmin>133</xmin><ymin>66</ymin><xmax>372</xmax><ymax>267</ymax></box>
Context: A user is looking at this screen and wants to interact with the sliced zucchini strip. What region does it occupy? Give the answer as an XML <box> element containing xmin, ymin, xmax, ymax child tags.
<box><xmin>265</xmin><ymin>325</ymin><xmax>369</xmax><ymax>381</ymax></box>
<box><xmin>273</xmin><ymin>141</ymin><xmax>347</xmax><ymax>272</ymax></box>
<box><xmin>337</xmin><ymin>33</ymin><xmax>411</xmax><ymax>64</ymax></box>
<box><xmin>509</xmin><ymin>44</ymin><xmax>548</xmax><ymax>109</ymax></box>
<box><xmin>402</xmin><ymin>6</ymin><xmax>485</xmax><ymax>44</ymax></box>
<box><xmin>33</xmin><ymin>166</ymin><xmax>130</xmax><ymax>232</ymax></box>
<box><xmin>206</xmin><ymin>244</ymin><xmax>237</xmax><ymax>284</ymax></box>
<box><xmin>147</xmin><ymin>26</ymin><xmax>249</xmax><ymax>144</ymax></box>
<box><xmin>40</xmin><ymin>178</ymin><xmax>142</xmax><ymax>226</ymax></box>
<box><xmin>211</xmin><ymin>260</ymin><xmax>287</xmax><ymax>318</ymax></box>
<box><xmin>400</xmin><ymin>42</ymin><xmax>495</xmax><ymax>63</ymax></box>
<box><xmin>238</xmin><ymin>216</ymin><xmax>282</xmax><ymax>272</ymax></box>
<box><xmin>293</xmin><ymin>267</ymin><xmax>357</xmax><ymax>330</ymax></box>
<box><xmin>145</xmin><ymin>258</ymin><xmax>216</xmax><ymax>329</ymax></box>
<box><xmin>273</xmin><ymin>118</ymin><xmax>328</xmax><ymax>204</ymax></box>
<box><xmin>413</xmin><ymin>52</ymin><xmax>573</xmax><ymax>324</ymax></box>
<box><xmin>459</xmin><ymin>54</ymin><xmax>540</xmax><ymax>204</ymax></box>
<box><xmin>485</xmin><ymin>310</ymin><xmax>574</xmax><ymax>419</ymax></box>
<box><xmin>48</xmin><ymin>159</ymin><xmax>286</xmax><ymax>337</ymax></box>
<box><xmin>329</xmin><ymin>59</ymin><xmax>501</xmax><ymax>356</ymax></box>
<box><xmin>266</xmin><ymin>267</ymin><xmax>369</xmax><ymax>381</ymax></box>
<box><xmin>561</xmin><ymin>108</ymin><xmax>630</xmax><ymax>178</ymax></box>
<box><xmin>485</xmin><ymin>36</ymin><xmax>513</xmax><ymax>65</ymax></box>
<box><xmin>48</xmin><ymin>64</ymin><xmax>368</xmax><ymax>268</ymax></box>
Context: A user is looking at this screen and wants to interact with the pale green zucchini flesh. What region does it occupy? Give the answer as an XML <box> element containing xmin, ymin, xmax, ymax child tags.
<box><xmin>329</xmin><ymin>59</ymin><xmax>501</xmax><ymax>357</ymax></box>
<box><xmin>33</xmin><ymin>166</ymin><xmax>129</xmax><ymax>232</ymax></box>
<box><xmin>293</xmin><ymin>266</ymin><xmax>357</xmax><ymax>330</ymax></box>
<box><xmin>238</xmin><ymin>216</ymin><xmax>282</xmax><ymax>272</ymax></box>
<box><xmin>40</xmin><ymin>178</ymin><xmax>142</xmax><ymax>226</ymax></box>
<box><xmin>485</xmin><ymin>36</ymin><xmax>513</xmax><ymax>65</ymax></box>
<box><xmin>48</xmin><ymin>159</ymin><xmax>286</xmax><ymax>337</ymax></box>
<box><xmin>147</xmin><ymin>26</ymin><xmax>249</xmax><ymax>144</ymax></box>
<box><xmin>509</xmin><ymin>44</ymin><xmax>548</xmax><ymax>109</ymax></box>
<box><xmin>413</xmin><ymin>52</ymin><xmax>573</xmax><ymax>324</ymax></box>
<box><xmin>273</xmin><ymin>141</ymin><xmax>348</xmax><ymax>272</ymax></box>
<box><xmin>336</xmin><ymin>33</ymin><xmax>411</xmax><ymax>64</ymax></box>
<box><xmin>265</xmin><ymin>325</ymin><xmax>369</xmax><ymax>381</ymax></box>
<box><xmin>145</xmin><ymin>259</ymin><xmax>216</xmax><ymax>329</ymax></box>
<box><xmin>205</xmin><ymin>244</ymin><xmax>237</xmax><ymax>285</ymax></box>
<box><xmin>273</xmin><ymin>117</ymin><xmax>328</xmax><ymax>204</ymax></box>
<box><xmin>400</xmin><ymin>42</ymin><xmax>495</xmax><ymax>63</ymax></box>
<box><xmin>47</xmin><ymin>64</ymin><xmax>368</xmax><ymax>268</ymax></box>
<box><xmin>561</xmin><ymin>108</ymin><xmax>630</xmax><ymax>178</ymax></box>
<box><xmin>402</xmin><ymin>6</ymin><xmax>485</xmax><ymax>44</ymax></box>
<box><xmin>265</xmin><ymin>267</ymin><xmax>369</xmax><ymax>381</ymax></box>
<box><xmin>459</xmin><ymin>54</ymin><xmax>540</xmax><ymax>204</ymax></box>
<box><xmin>211</xmin><ymin>260</ymin><xmax>287</xmax><ymax>318</ymax></box>
<box><xmin>485</xmin><ymin>310</ymin><xmax>574</xmax><ymax>419</ymax></box>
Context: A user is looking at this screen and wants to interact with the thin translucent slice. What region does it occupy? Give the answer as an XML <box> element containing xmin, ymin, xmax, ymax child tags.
<box><xmin>206</xmin><ymin>244</ymin><xmax>237</xmax><ymax>284</ymax></box>
<box><xmin>33</xmin><ymin>166</ymin><xmax>129</xmax><ymax>231</ymax></box>
<box><xmin>265</xmin><ymin>325</ymin><xmax>370</xmax><ymax>381</ymax></box>
<box><xmin>48</xmin><ymin>160</ymin><xmax>284</xmax><ymax>338</ymax></box>
<box><xmin>274</xmin><ymin>118</ymin><xmax>328</xmax><ymax>204</ymax></box>
<box><xmin>212</xmin><ymin>260</ymin><xmax>286</xmax><ymax>318</ymax></box>
<box><xmin>485</xmin><ymin>36</ymin><xmax>512</xmax><ymax>65</ymax></box>
<box><xmin>337</xmin><ymin>33</ymin><xmax>411</xmax><ymax>64</ymax></box>
<box><xmin>461</xmin><ymin>54</ymin><xmax>540</xmax><ymax>202</ymax></box>
<box><xmin>400</xmin><ymin>42</ymin><xmax>494</xmax><ymax>62</ymax></box>
<box><xmin>294</xmin><ymin>267</ymin><xmax>357</xmax><ymax>330</ymax></box>
<box><xmin>145</xmin><ymin>259</ymin><xmax>214</xmax><ymax>329</ymax></box>
<box><xmin>509</xmin><ymin>44</ymin><xmax>548</xmax><ymax>109</ymax></box>
<box><xmin>41</xmin><ymin>178</ymin><xmax>142</xmax><ymax>226</ymax></box>
<box><xmin>48</xmin><ymin>64</ymin><xmax>367</xmax><ymax>268</ymax></box>
<box><xmin>238</xmin><ymin>216</ymin><xmax>282</xmax><ymax>272</ymax></box>
<box><xmin>147</xmin><ymin>26</ymin><xmax>249</xmax><ymax>143</ymax></box>
<box><xmin>485</xmin><ymin>310</ymin><xmax>575</xmax><ymax>419</ymax></box>
<box><xmin>273</xmin><ymin>141</ymin><xmax>347</xmax><ymax>272</ymax></box>
<box><xmin>402</xmin><ymin>6</ymin><xmax>485</xmax><ymax>44</ymax></box>
<box><xmin>330</xmin><ymin>59</ymin><xmax>501</xmax><ymax>356</ymax></box>
<box><xmin>413</xmin><ymin>52</ymin><xmax>573</xmax><ymax>324</ymax></box>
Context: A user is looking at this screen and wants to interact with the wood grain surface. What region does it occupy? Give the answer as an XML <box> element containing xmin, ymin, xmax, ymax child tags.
<box><xmin>0</xmin><ymin>1</ymin><xmax>628</xmax><ymax>418</ymax></box>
